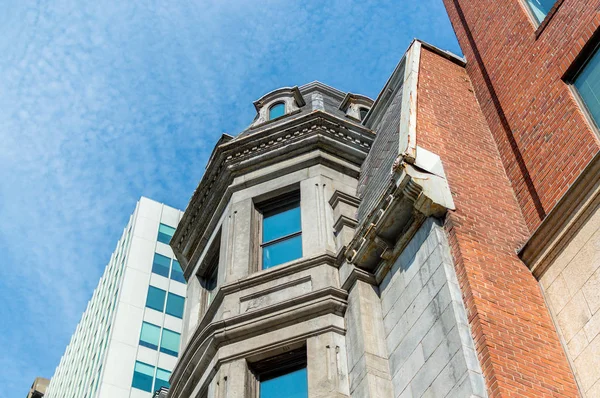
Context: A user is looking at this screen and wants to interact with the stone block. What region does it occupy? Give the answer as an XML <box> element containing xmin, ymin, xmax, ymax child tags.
<box><xmin>557</xmin><ymin>291</ymin><xmax>592</xmax><ymax>342</ymax></box>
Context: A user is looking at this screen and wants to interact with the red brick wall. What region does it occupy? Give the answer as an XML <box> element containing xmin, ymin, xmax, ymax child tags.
<box><xmin>416</xmin><ymin>47</ymin><xmax>579</xmax><ymax>397</ymax></box>
<box><xmin>442</xmin><ymin>0</ymin><xmax>600</xmax><ymax>232</ymax></box>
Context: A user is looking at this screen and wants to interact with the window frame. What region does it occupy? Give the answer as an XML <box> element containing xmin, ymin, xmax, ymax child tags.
<box><xmin>564</xmin><ymin>27</ymin><xmax>600</xmax><ymax>135</ymax></box>
<box><xmin>249</xmin><ymin>347</ymin><xmax>308</xmax><ymax>398</ymax></box>
<box><xmin>268</xmin><ymin>102</ymin><xmax>286</xmax><ymax>120</ymax></box>
<box><xmin>255</xmin><ymin>190</ymin><xmax>302</xmax><ymax>270</ymax></box>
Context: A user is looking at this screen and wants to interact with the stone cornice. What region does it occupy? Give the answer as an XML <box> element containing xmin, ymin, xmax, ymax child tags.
<box><xmin>253</xmin><ymin>86</ymin><xmax>305</xmax><ymax>111</ymax></box>
<box><xmin>171</xmin><ymin>111</ymin><xmax>374</xmax><ymax>277</ymax></box>
<box><xmin>329</xmin><ymin>190</ymin><xmax>361</xmax><ymax>209</ymax></box>
<box><xmin>345</xmin><ymin>160</ymin><xmax>453</xmax><ymax>272</ymax></box>
<box><xmin>200</xmin><ymin>253</ymin><xmax>339</xmax><ymax>324</ymax></box>
<box><xmin>519</xmin><ymin>150</ymin><xmax>600</xmax><ymax>278</ymax></box>
<box><xmin>170</xmin><ymin>287</ymin><xmax>348</xmax><ymax>398</ymax></box>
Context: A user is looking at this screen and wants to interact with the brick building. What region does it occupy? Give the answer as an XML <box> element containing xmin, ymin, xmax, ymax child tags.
<box><xmin>167</xmin><ymin>2</ymin><xmax>600</xmax><ymax>397</ymax></box>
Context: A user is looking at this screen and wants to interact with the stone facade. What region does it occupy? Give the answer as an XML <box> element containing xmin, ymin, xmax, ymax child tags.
<box><xmin>169</xmin><ymin>30</ymin><xmax>597</xmax><ymax>398</ymax></box>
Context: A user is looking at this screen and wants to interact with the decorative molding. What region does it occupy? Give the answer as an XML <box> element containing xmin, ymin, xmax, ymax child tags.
<box><xmin>170</xmin><ymin>287</ymin><xmax>348</xmax><ymax>398</ymax></box>
<box><xmin>171</xmin><ymin>111</ymin><xmax>374</xmax><ymax>277</ymax></box>
<box><xmin>519</xmin><ymin>151</ymin><xmax>600</xmax><ymax>278</ymax></box>
<box><xmin>328</xmin><ymin>190</ymin><xmax>361</xmax><ymax>209</ymax></box>
<box><xmin>253</xmin><ymin>86</ymin><xmax>306</xmax><ymax>111</ymax></box>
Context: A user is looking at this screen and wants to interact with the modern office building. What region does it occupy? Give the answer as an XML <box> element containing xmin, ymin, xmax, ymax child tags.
<box><xmin>168</xmin><ymin>4</ymin><xmax>600</xmax><ymax>392</ymax></box>
<box><xmin>26</xmin><ymin>377</ymin><xmax>49</xmax><ymax>398</ymax></box>
<box><xmin>45</xmin><ymin>197</ymin><xmax>186</xmax><ymax>398</ymax></box>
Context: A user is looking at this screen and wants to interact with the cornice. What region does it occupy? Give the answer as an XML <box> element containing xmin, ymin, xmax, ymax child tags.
<box><xmin>328</xmin><ymin>190</ymin><xmax>361</xmax><ymax>209</ymax></box>
<box><xmin>519</xmin><ymin>150</ymin><xmax>600</xmax><ymax>278</ymax></box>
<box><xmin>253</xmin><ymin>86</ymin><xmax>306</xmax><ymax>112</ymax></box>
<box><xmin>171</xmin><ymin>111</ymin><xmax>374</xmax><ymax>276</ymax></box>
<box><xmin>170</xmin><ymin>287</ymin><xmax>348</xmax><ymax>398</ymax></box>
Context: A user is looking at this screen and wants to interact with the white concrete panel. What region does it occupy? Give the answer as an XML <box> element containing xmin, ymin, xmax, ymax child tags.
<box><xmin>155</xmin><ymin>241</ymin><xmax>174</xmax><ymax>257</ymax></box>
<box><xmin>97</xmin><ymin>382</ymin><xmax>130</xmax><ymax>398</ymax></box>
<box><xmin>121</xmin><ymin>268</ymin><xmax>151</xmax><ymax>309</ymax></box>
<box><xmin>163</xmin><ymin>314</ymin><xmax>183</xmax><ymax>332</ymax></box>
<box><xmin>127</xmin><ymin>237</ymin><xmax>155</xmax><ymax>273</ymax></box>
<box><xmin>168</xmin><ymin>280</ymin><xmax>187</xmax><ymax>296</ymax></box>
<box><xmin>150</xmin><ymin>274</ymin><xmax>170</xmax><ymax>291</ymax></box>
<box><xmin>102</xmin><ymin>340</ymin><xmax>137</xmax><ymax>390</ymax></box>
<box><xmin>144</xmin><ymin>308</ymin><xmax>164</xmax><ymax>327</ymax></box>
<box><xmin>134</xmin><ymin>215</ymin><xmax>160</xmax><ymax>242</ymax></box>
<box><xmin>157</xmin><ymin>352</ymin><xmax>178</xmax><ymax>370</ymax></box>
<box><xmin>160</xmin><ymin>205</ymin><xmax>180</xmax><ymax>228</ymax></box>
<box><xmin>138</xmin><ymin>197</ymin><xmax>162</xmax><ymax>221</ymax></box>
<box><xmin>130</xmin><ymin>386</ymin><xmax>153</xmax><ymax>398</ymax></box>
<box><xmin>111</xmin><ymin>302</ymin><xmax>144</xmax><ymax>347</ymax></box>
<box><xmin>137</xmin><ymin>346</ymin><xmax>158</xmax><ymax>366</ymax></box>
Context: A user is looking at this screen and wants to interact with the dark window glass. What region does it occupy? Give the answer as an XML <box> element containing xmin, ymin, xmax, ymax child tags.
<box><xmin>154</xmin><ymin>368</ymin><xmax>171</xmax><ymax>392</ymax></box>
<box><xmin>269</xmin><ymin>103</ymin><xmax>285</xmax><ymax>120</ymax></box>
<box><xmin>146</xmin><ymin>286</ymin><xmax>166</xmax><ymax>312</ymax></box>
<box><xmin>157</xmin><ymin>223</ymin><xmax>176</xmax><ymax>244</ymax></box>
<box><xmin>132</xmin><ymin>361</ymin><xmax>154</xmax><ymax>392</ymax></box>
<box><xmin>139</xmin><ymin>322</ymin><xmax>160</xmax><ymax>350</ymax></box>
<box><xmin>260</xmin><ymin>367</ymin><xmax>308</xmax><ymax>398</ymax></box>
<box><xmin>261</xmin><ymin>199</ymin><xmax>302</xmax><ymax>269</ymax></box>
<box><xmin>171</xmin><ymin>260</ymin><xmax>186</xmax><ymax>283</ymax></box>
<box><xmin>575</xmin><ymin>47</ymin><xmax>600</xmax><ymax>127</ymax></box>
<box><xmin>359</xmin><ymin>107</ymin><xmax>369</xmax><ymax>121</ymax></box>
<box><xmin>166</xmin><ymin>293</ymin><xmax>185</xmax><ymax>318</ymax></box>
<box><xmin>206</xmin><ymin>265</ymin><xmax>218</xmax><ymax>306</ymax></box>
<box><xmin>160</xmin><ymin>329</ymin><xmax>180</xmax><ymax>356</ymax></box>
<box><xmin>525</xmin><ymin>0</ymin><xmax>556</xmax><ymax>23</ymax></box>
<box><xmin>152</xmin><ymin>253</ymin><xmax>171</xmax><ymax>278</ymax></box>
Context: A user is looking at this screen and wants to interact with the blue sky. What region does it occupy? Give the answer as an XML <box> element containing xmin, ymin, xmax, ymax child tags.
<box><xmin>0</xmin><ymin>1</ymin><xmax>460</xmax><ymax>396</ymax></box>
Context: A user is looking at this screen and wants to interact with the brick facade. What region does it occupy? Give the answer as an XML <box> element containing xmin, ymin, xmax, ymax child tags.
<box><xmin>443</xmin><ymin>0</ymin><xmax>600</xmax><ymax>232</ymax></box>
<box><xmin>416</xmin><ymin>47</ymin><xmax>579</xmax><ymax>396</ymax></box>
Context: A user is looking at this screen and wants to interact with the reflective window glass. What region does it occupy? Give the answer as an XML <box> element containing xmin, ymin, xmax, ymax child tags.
<box><xmin>139</xmin><ymin>322</ymin><xmax>160</xmax><ymax>350</ymax></box>
<box><xmin>146</xmin><ymin>286</ymin><xmax>166</xmax><ymax>312</ymax></box>
<box><xmin>575</xmin><ymin>47</ymin><xmax>600</xmax><ymax>127</ymax></box>
<box><xmin>261</xmin><ymin>198</ymin><xmax>302</xmax><ymax>269</ymax></box>
<box><xmin>171</xmin><ymin>260</ymin><xmax>186</xmax><ymax>283</ymax></box>
<box><xmin>154</xmin><ymin>368</ymin><xmax>171</xmax><ymax>392</ymax></box>
<box><xmin>269</xmin><ymin>103</ymin><xmax>285</xmax><ymax>120</ymax></box>
<box><xmin>152</xmin><ymin>253</ymin><xmax>171</xmax><ymax>278</ymax></box>
<box><xmin>132</xmin><ymin>361</ymin><xmax>154</xmax><ymax>392</ymax></box>
<box><xmin>260</xmin><ymin>367</ymin><xmax>308</xmax><ymax>398</ymax></box>
<box><xmin>524</xmin><ymin>0</ymin><xmax>556</xmax><ymax>23</ymax></box>
<box><xmin>160</xmin><ymin>329</ymin><xmax>180</xmax><ymax>356</ymax></box>
<box><xmin>263</xmin><ymin>206</ymin><xmax>301</xmax><ymax>243</ymax></box>
<box><xmin>166</xmin><ymin>293</ymin><xmax>185</xmax><ymax>318</ymax></box>
<box><xmin>157</xmin><ymin>223</ymin><xmax>176</xmax><ymax>244</ymax></box>
<box><xmin>262</xmin><ymin>235</ymin><xmax>302</xmax><ymax>269</ymax></box>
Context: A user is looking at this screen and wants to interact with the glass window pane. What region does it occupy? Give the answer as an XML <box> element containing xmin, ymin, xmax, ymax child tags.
<box><xmin>152</xmin><ymin>253</ymin><xmax>171</xmax><ymax>278</ymax></box>
<box><xmin>263</xmin><ymin>205</ymin><xmax>301</xmax><ymax>243</ymax></box>
<box><xmin>157</xmin><ymin>223</ymin><xmax>176</xmax><ymax>244</ymax></box>
<box><xmin>269</xmin><ymin>103</ymin><xmax>285</xmax><ymax>120</ymax></box>
<box><xmin>146</xmin><ymin>286</ymin><xmax>166</xmax><ymax>312</ymax></box>
<box><xmin>160</xmin><ymin>329</ymin><xmax>180</xmax><ymax>356</ymax></box>
<box><xmin>525</xmin><ymin>0</ymin><xmax>556</xmax><ymax>23</ymax></box>
<box><xmin>170</xmin><ymin>260</ymin><xmax>186</xmax><ymax>283</ymax></box>
<box><xmin>154</xmin><ymin>368</ymin><xmax>171</xmax><ymax>392</ymax></box>
<box><xmin>132</xmin><ymin>361</ymin><xmax>154</xmax><ymax>392</ymax></box>
<box><xmin>260</xmin><ymin>367</ymin><xmax>307</xmax><ymax>398</ymax></box>
<box><xmin>139</xmin><ymin>322</ymin><xmax>160</xmax><ymax>350</ymax></box>
<box><xmin>166</xmin><ymin>293</ymin><xmax>185</xmax><ymax>318</ymax></box>
<box><xmin>576</xmin><ymin>48</ymin><xmax>600</xmax><ymax>126</ymax></box>
<box><xmin>262</xmin><ymin>234</ymin><xmax>302</xmax><ymax>269</ymax></box>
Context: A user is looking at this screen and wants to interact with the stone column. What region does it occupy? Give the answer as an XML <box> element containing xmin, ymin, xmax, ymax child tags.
<box><xmin>223</xmin><ymin>198</ymin><xmax>254</xmax><ymax>282</ymax></box>
<box><xmin>344</xmin><ymin>280</ymin><xmax>394</xmax><ymax>398</ymax></box>
<box><xmin>209</xmin><ymin>359</ymin><xmax>250</xmax><ymax>398</ymax></box>
<box><xmin>307</xmin><ymin>331</ymin><xmax>351</xmax><ymax>398</ymax></box>
<box><xmin>301</xmin><ymin>176</ymin><xmax>336</xmax><ymax>257</ymax></box>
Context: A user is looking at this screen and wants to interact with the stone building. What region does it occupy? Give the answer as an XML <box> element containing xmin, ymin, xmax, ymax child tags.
<box><xmin>26</xmin><ymin>377</ymin><xmax>49</xmax><ymax>398</ymax></box>
<box><xmin>168</xmin><ymin>2</ymin><xmax>600</xmax><ymax>396</ymax></box>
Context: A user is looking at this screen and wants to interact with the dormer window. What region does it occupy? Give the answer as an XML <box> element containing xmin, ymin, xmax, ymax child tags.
<box><xmin>269</xmin><ymin>103</ymin><xmax>285</xmax><ymax>120</ymax></box>
<box><xmin>359</xmin><ymin>107</ymin><xmax>369</xmax><ymax>121</ymax></box>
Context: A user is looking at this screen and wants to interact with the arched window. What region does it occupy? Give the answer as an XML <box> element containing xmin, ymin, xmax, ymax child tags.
<box><xmin>359</xmin><ymin>107</ymin><xmax>369</xmax><ymax>121</ymax></box>
<box><xmin>269</xmin><ymin>103</ymin><xmax>285</xmax><ymax>120</ymax></box>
